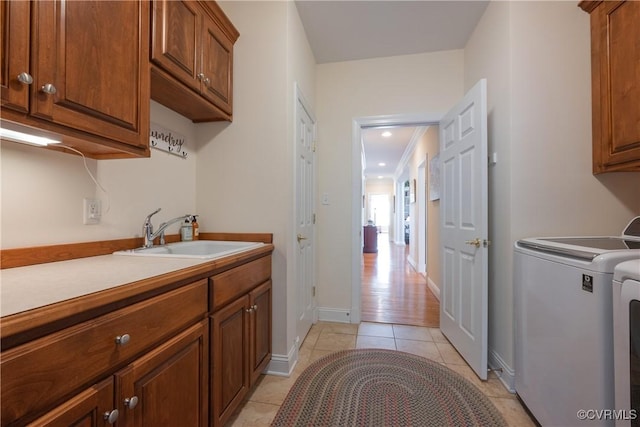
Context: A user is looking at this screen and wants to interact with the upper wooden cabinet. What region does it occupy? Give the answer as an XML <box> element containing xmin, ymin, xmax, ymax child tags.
<box><xmin>0</xmin><ymin>0</ymin><xmax>150</xmax><ymax>159</ymax></box>
<box><xmin>579</xmin><ymin>0</ymin><xmax>640</xmax><ymax>174</ymax></box>
<box><xmin>151</xmin><ymin>0</ymin><xmax>239</xmax><ymax>123</ymax></box>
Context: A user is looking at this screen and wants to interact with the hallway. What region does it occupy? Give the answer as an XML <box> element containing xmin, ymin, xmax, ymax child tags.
<box><xmin>361</xmin><ymin>233</ymin><xmax>440</xmax><ymax>327</ymax></box>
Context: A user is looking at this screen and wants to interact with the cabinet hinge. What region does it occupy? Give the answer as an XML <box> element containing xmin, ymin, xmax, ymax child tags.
<box><xmin>312</xmin><ymin>143</ymin><xmax>317</xmax><ymax>153</ymax></box>
<box><xmin>312</xmin><ymin>286</ymin><xmax>316</xmax><ymax>297</ymax></box>
<box><xmin>312</xmin><ymin>213</ymin><xmax>316</xmax><ymax>224</ymax></box>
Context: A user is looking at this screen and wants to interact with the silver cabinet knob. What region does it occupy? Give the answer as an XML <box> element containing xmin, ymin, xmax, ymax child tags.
<box><xmin>197</xmin><ymin>73</ymin><xmax>205</xmax><ymax>81</ymax></box>
<box><xmin>41</xmin><ymin>83</ymin><xmax>57</xmax><ymax>95</ymax></box>
<box><xmin>246</xmin><ymin>307</ymin><xmax>253</xmax><ymax>313</ymax></box>
<box><xmin>203</xmin><ymin>77</ymin><xmax>210</xmax><ymax>85</ymax></box>
<box><xmin>104</xmin><ymin>409</ymin><xmax>119</xmax><ymax>424</ymax></box>
<box><xmin>124</xmin><ymin>396</ymin><xmax>139</xmax><ymax>409</ymax></box>
<box><xmin>17</xmin><ymin>72</ymin><xmax>33</xmax><ymax>85</ymax></box>
<box><xmin>115</xmin><ymin>334</ymin><xmax>131</xmax><ymax>345</ymax></box>
<box><xmin>252</xmin><ymin>304</ymin><xmax>258</xmax><ymax>311</ymax></box>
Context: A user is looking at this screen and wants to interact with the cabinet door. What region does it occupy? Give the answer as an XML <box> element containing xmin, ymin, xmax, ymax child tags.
<box><xmin>211</xmin><ymin>296</ymin><xmax>250</xmax><ymax>427</ymax></box>
<box><xmin>0</xmin><ymin>0</ymin><xmax>30</xmax><ymax>113</ymax></box>
<box><xmin>115</xmin><ymin>320</ymin><xmax>209</xmax><ymax>427</ymax></box>
<box><xmin>590</xmin><ymin>0</ymin><xmax>640</xmax><ymax>173</ymax></box>
<box><xmin>150</xmin><ymin>0</ymin><xmax>201</xmax><ymax>93</ymax></box>
<box><xmin>26</xmin><ymin>378</ymin><xmax>116</xmax><ymax>427</ymax></box>
<box><xmin>200</xmin><ymin>13</ymin><xmax>234</xmax><ymax>114</ymax></box>
<box><xmin>249</xmin><ymin>280</ymin><xmax>272</xmax><ymax>386</ymax></box>
<box><xmin>30</xmin><ymin>0</ymin><xmax>149</xmax><ymax>149</ymax></box>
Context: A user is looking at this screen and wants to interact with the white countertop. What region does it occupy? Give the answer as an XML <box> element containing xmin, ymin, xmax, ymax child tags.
<box><xmin>1</xmin><ymin>254</ymin><xmax>212</xmax><ymax>317</ymax></box>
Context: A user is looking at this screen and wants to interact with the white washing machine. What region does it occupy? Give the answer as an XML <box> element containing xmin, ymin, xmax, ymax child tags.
<box><xmin>515</xmin><ymin>217</ymin><xmax>640</xmax><ymax>427</ymax></box>
<box><xmin>614</xmin><ymin>259</ymin><xmax>640</xmax><ymax>427</ymax></box>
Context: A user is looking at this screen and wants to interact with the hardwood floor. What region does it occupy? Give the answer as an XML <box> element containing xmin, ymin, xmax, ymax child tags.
<box><xmin>361</xmin><ymin>233</ymin><xmax>439</xmax><ymax>327</ymax></box>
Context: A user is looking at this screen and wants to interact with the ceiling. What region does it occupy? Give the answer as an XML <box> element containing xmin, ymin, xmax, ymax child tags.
<box><xmin>295</xmin><ymin>0</ymin><xmax>488</xmax><ymax>181</ymax></box>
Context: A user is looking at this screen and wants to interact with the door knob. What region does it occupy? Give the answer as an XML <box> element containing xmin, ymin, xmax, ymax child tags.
<box><xmin>297</xmin><ymin>233</ymin><xmax>307</xmax><ymax>243</ymax></box>
<box><xmin>465</xmin><ymin>238</ymin><xmax>481</xmax><ymax>248</ymax></box>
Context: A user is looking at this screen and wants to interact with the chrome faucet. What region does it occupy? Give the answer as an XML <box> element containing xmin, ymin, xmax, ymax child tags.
<box><xmin>142</xmin><ymin>208</ymin><xmax>192</xmax><ymax>248</ymax></box>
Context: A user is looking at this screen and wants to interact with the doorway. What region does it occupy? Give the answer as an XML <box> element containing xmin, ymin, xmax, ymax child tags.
<box><xmin>352</xmin><ymin>113</ymin><xmax>442</xmax><ymax>324</ymax></box>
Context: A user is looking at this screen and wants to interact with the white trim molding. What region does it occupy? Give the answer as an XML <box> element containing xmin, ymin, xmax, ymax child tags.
<box><xmin>427</xmin><ymin>276</ymin><xmax>440</xmax><ymax>300</ymax></box>
<box><xmin>266</xmin><ymin>344</ymin><xmax>298</xmax><ymax>377</ymax></box>
<box><xmin>317</xmin><ymin>307</ymin><xmax>352</xmax><ymax>323</ymax></box>
<box><xmin>488</xmin><ymin>348</ymin><xmax>516</xmax><ymax>393</ymax></box>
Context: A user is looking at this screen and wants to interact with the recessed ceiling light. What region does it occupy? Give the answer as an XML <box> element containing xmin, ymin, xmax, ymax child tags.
<box><xmin>378</xmin><ymin>176</ymin><xmax>384</xmax><ymax>179</ymax></box>
<box><xmin>382</xmin><ymin>131</ymin><xmax>392</xmax><ymax>137</ymax></box>
<box><xmin>378</xmin><ymin>162</ymin><xmax>386</xmax><ymax>167</ymax></box>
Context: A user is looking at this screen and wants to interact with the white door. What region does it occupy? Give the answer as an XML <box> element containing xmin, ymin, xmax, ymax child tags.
<box><xmin>439</xmin><ymin>79</ymin><xmax>489</xmax><ymax>380</ymax></box>
<box><xmin>295</xmin><ymin>86</ymin><xmax>316</xmax><ymax>346</ymax></box>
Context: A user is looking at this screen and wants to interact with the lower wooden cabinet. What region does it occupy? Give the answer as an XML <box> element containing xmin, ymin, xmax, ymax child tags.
<box><xmin>115</xmin><ymin>320</ymin><xmax>209</xmax><ymax>427</ymax></box>
<box><xmin>26</xmin><ymin>378</ymin><xmax>116</xmax><ymax>427</ymax></box>
<box><xmin>1</xmin><ymin>248</ymin><xmax>273</xmax><ymax>427</ymax></box>
<box><xmin>28</xmin><ymin>320</ymin><xmax>208</xmax><ymax>427</ymax></box>
<box><xmin>211</xmin><ymin>280</ymin><xmax>272</xmax><ymax>427</ymax></box>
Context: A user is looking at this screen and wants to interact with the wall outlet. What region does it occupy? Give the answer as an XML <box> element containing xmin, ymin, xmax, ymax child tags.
<box><xmin>83</xmin><ymin>198</ymin><xmax>102</xmax><ymax>225</ymax></box>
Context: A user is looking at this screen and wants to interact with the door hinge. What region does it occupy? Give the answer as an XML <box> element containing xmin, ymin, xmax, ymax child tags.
<box><xmin>312</xmin><ymin>213</ymin><xmax>316</xmax><ymax>224</ymax></box>
<box><xmin>312</xmin><ymin>142</ymin><xmax>317</xmax><ymax>153</ymax></box>
<box><xmin>312</xmin><ymin>286</ymin><xmax>316</xmax><ymax>297</ymax></box>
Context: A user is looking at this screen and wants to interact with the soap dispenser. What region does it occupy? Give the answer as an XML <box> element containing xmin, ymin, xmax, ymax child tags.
<box><xmin>180</xmin><ymin>217</ymin><xmax>193</xmax><ymax>241</ymax></box>
<box><xmin>191</xmin><ymin>215</ymin><xmax>199</xmax><ymax>240</ymax></box>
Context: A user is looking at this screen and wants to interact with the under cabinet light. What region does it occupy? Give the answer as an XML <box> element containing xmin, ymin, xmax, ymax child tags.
<box><xmin>0</xmin><ymin>128</ymin><xmax>61</xmax><ymax>146</ymax></box>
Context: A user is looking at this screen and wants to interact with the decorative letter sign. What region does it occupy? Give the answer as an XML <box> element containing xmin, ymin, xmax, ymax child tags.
<box><xmin>150</xmin><ymin>123</ymin><xmax>188</xmax><ymax>158</ymax></box>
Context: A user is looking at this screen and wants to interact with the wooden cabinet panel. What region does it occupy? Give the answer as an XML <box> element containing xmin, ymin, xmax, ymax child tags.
<box><xmin>30</xmin><ymin>0</ymin><xmax>149</xmax><ymax>148</ymax></box>
<box><xmin>581</xmin><ymin>0</ymin><xmax>640</xmax><ymax>173</ymax></box>
<box><xmin>201</xmin><ymin>16</ymin><xmax>233</xmax><ymax>114</ymax></box>
<box><xmin>0</xmin><ymin>0</ymin><xmax>30</xmax><ymax>113</ymax></box>
<box><xmin>115</xmin><ymin>320</ymin><xmax>209</xmax><ymax>427</ymax></box>
<box><xmin>26</xmin><ymin>378</ymin><xmax>115</xmax><ymax>427</ymax></box>
<box><xmin>210</xmin><ymin>256</ymin><xmax>272</xmax><ymax>310</ymax></box>
<box><xmin>211</xmin><ymin>296</ymin><xmax>249</xmax><ymax>427</ymax></box>
<box><xmin>249</xmin><ymin>280</ymin><xmax>272</xmax><ymax>386</ymax></box>
<box><xmin>150</xmin><ymin>0</ymin><xmax>238</xmax><ymax>122</ymax></box>
<box><xmin>1</xmin><ymin>0</ymin><xmax>150</xmax><ymax>158</ymax></box>
<box><xmin>1</xmin><ymin>280</ymin><xmax>207</xmax><ymax>426</ymax></box>
<box><xmin>151</xmin><ymin>0</ymin><xmax>200</xmax><ymax>93</ymax></box>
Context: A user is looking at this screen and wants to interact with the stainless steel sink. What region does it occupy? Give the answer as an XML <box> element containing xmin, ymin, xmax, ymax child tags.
<box><xmin>114</xmin><ymin>240</ymin><xmax>264</xmax><ymax>259</ymax></box>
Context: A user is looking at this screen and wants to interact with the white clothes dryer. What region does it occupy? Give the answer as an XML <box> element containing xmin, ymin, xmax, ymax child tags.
<box><xmin>614</xmin><ymin>259</ymin><xmax>640</xmax><ymax>427</ymax></box>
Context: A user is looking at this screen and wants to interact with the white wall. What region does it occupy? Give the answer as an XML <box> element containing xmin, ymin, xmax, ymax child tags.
<box><xmin>464</xmin><ymin>0</ymin><xmax>640</xmax><ymax>385</ymax></box>
<box><xmin>196</xmin><ymin>1</ymin><xmax>316</xmax><ymax>369</ymax></box>
<box><xmin>315</xmin><ymin>51</ymin><xmax>464</xmax><ymax>319</ymax></box>
<box><xmin>1</xmin><ymin>101</ymin><xmax>197</xmax><ymax>248</ymax></box>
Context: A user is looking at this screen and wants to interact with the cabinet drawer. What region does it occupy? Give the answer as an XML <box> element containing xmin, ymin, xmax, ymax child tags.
<box><xmin>210</xmin><ymin>256</ymin><xmax>271</xmax><ymax>311</ymax></box>
<box><xmin>1</xmin><ymin>279</ymin><xmax>207</xmax><ymax>426</ymax></box>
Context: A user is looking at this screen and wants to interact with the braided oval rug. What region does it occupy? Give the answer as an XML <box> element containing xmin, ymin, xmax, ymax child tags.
<box><xmin>272</xmin><ymin>349</ymin><xmax>506</xmax><ymax>427</ymax></box>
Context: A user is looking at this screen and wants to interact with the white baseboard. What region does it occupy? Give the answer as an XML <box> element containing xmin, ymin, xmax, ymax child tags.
<box><xmin>265</xmin><ymin>343</ymin><xmax>298</xmax><ymax>377</ymax></box>
<box><xmin>407</xmin><ymin>255</ymin><xmax>417</xmax><ymax>270</ymax></box>
<box><xmin>427</xmin><ymin>277</ymin><xmax>440</xmax><ymax>300</ymax></box>
<box><xmin>488</xmin><ymin>348</ymin><xmax>515</xmax><ymax>393</ymax></box>
<box><xmin>317</xmin><ymin>307</ymin><xmax>352</xmax><ymax>323</ymax></box>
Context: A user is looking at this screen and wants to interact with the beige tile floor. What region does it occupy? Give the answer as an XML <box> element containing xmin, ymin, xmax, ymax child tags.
<box><xmin>227</xmin><ymin>321</ymin><xmax>536</xmax><ymax>427</ymax></box>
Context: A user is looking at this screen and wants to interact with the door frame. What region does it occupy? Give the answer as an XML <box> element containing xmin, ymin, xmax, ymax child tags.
<box><xmin>417</xmin><ymin>157</ymin><xmax>427</xmax><ymax>275</ymax></box>
<box><xmin>351</xmin><ymin>113</ymin><xmax>443</xmax><ymax>323</ymax></box>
